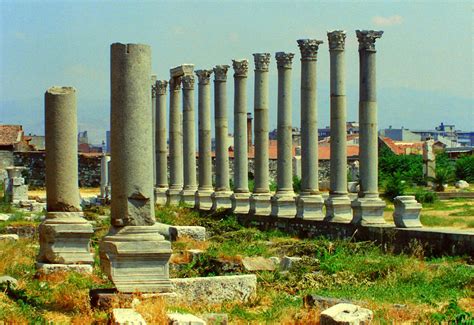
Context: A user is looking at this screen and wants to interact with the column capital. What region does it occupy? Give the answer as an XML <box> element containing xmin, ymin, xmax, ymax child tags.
<box><xmin>151</xmin><ymin>84</ymin><xmax>157</xmax><ymax>98</ymax></box>
<box><xmin>253</xmin><ymin>53</ymin><xmax>271</xmax><ymax>72</ymax></box>
<box><xmin>297</xmin><ymin>39</ymin><xmax>323</xmax><ymax>60</ymax></box>
<box><xmin>213</xmin><ymin>65</ymin><xmax>230</xmax><ymax>81</ymax></box>
<box><xmin>181</xmin><ymin>74</ymin><xmax>195</xmax><ymax>90</ymax></box>
<box><xmin>275</xmin><ymin>52</ymin><xmax>295</xmax><ymax>69</ymax></box>
<box><xmin>169</xmin><ymin>76</ymin><xmax>182</xmax><ymax>92</ymax></box>
<box><xmin>232</xmin><ymin>59</ymin><xmax>249</xmax><ymax>78</ymax></box>
<box><xmin>155</xmin><ymin>80</ymin><xmax>168</xmax><ymax>95</ymax></box>
<box><xmin>327</xmin><ymin>30</ymin><xmax>346</xmax><ymax>51</ymax></box>
<box><xmin>195</xmin><ymin>69</ymin><xmax>213</xmax><ymax>85</ymax></box>
<box><xmin>356</xmin><ymin>30</ymin><xmax>383</xmax><ymax>52</ymax></box>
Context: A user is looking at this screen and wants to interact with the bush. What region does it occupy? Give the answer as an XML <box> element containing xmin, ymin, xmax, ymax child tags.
<box><xmin>428</xmin><ymin>167</ymin><xmax>455</xmax><ymax>192</ymax></box>
<box><xmin>293</xmin><ymin>176</ymin><xmax>301</xmax><ymax>193</ymax></box>
<box><xmin>414</xmin><ymin>188</ymin><xmax>438</xmax><ymax>203</ymax></box>
<box><xmin>383</xmin><ymin>171</ymin><xmax>408</xmax><ymax>201</ymax></box>
<box><xmin>379</xmin><ymin>146</ymin><xmax>424</xmax><ymax>186</ymax></box>
<box><xmin>455</xmin><ymin>155</ymin><xmax>474</xmax><ymax>183</ymax></box>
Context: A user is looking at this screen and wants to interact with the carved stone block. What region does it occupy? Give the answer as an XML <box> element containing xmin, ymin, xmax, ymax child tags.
<box><xmin>393</xmin><ymin>196</ymin><xmax>423</xmax><ymax>228</ymax></box>
<box><xmin>325</xmin><ymin>196</ymin><xmax>353</xmax><ymax>223</ymax></box>
<box><xmin>296</xmin><ymin>194</ymin><xmax>324</xmax><ymax>220</ymax></box>
<box><xmin>195</xmin><ymin>190</ymin><xmax>213</xmax><ymax>211</ymax></box>
<box><xmin>154</xmin><ymin>187</ymin><xmax>168</xmax><ymax>206</ymax></box>
<box><xmin>249</xmin><ymin>193</ymin><xmax>272</xmax><ymax>216</ymax></box>
<box><xmin>211</xmin><ymin>191</ymin><xmax>233</xmax><ymax>211</ymax></box>
<box><xmin>271</xmin><ymin>193</ymin><xmax>297</xmax><ymax>218</ymax></box>
<box><xmin>351</xmin><ymin>197</ymin><xmax>386</xmax><ymax>225</ymax></box>
<box><xmin>231</xmin><ymin>192</ymin><xmax>251</xmax><ymax>215</ymax></box>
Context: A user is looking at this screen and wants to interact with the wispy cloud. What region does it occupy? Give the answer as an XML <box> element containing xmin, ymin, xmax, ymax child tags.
<box><xmin>372</xmin><ymin>15</ymin><xmax>403</xmax><ymax>27</ymax></box>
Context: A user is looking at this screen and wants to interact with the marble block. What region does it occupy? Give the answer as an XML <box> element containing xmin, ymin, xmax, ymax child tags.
<box><xmin>249</xmin><ymin>193</ymin><xmax>272</xmax><ymax>216</ymax></box>
<box><xmin>351</xmin><ymin>197</ymin><xmax>386</xmax><ymax>226</ymax></box>
<box><xmin>211</xmin><ymin>191</ymin><xmax>233</xmax><ymax>211</ymax></box>
<box><xmin>296</xmin><ymin>194</ymin><xmax>324</xmax><ymax>220</ymax></box>
<box><xmin>393</xmin><ymin>195</ymin><xmax>423</xmax><ymax>228</ymax></box>
<box><xmin>231</xmin><ymin>192</ymin><xmax>251</xmax><ymax>215</ymax></box>
<box><xmin>195</xmin><ymin>190</ymin><xmax>213</xmax><ymax>211</ymax></box>
<box><xmin>271</xmin><ymin>193</ymin><xmax>296</xmax><ymax>218</ymax></box>
<box><xmin>154</xmin><ymin>187</ymin><xmax>168</xmax><ymax>206</ymax></box>
<box><xmin>180</xmin><ymin>189</ymin><xmax>197</xmax><ymax>208</ymax></box>
<box><xmin>325</xmin><ymin>195</ymin><xmax>352</xmax><ymax>223</ymax></box>
<box><xmin>166</xmin><ymin>188</ymin><xmax>182</xmax><ymax>206</ymax></box>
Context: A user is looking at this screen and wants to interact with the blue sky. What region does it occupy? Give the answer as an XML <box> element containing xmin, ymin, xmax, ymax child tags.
<box><xmin>1</xmin><ymin>0</ymin><xmax>472</xmax><ymax>143</ymax></box>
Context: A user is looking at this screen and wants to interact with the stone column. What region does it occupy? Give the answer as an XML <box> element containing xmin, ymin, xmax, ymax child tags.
<box><xmin>195</xmin><ymin>69</ymin><xmax>214</xmax><ymax>210</ymax></box>
<box><xmin>151</xmin><ymin>75</ymin><xmax>157</xmax><ymax>187</ymax></box>
<box><xmin>211</xmin><ymin>65</ymin><xmax>233</xmax><ymax>210</ymax></box>
<box><xmin>231</xmin><ymin>59</ymin><xmax>251</xmax><ymax>214</ymax></box>
<box><xmin>100</xmin><ymin>43</ymin><xmax>172</xmax><ymax>293</ymax></box>
<box><xmin>250</xmin><ymin>53</ymin><xmax>272</xmax><ymax>216</ymax></box>
<box><xmin>325</xmin><ymin>31</ymin><xmax>353</xmax><ymax>222</ymax></box>
<box><xmin>38</xmin><ymin>86</ymin><xmax>93</xmax><ymax>270</ymax></box>
<box><xmin>351</xmin><ymin>30</ymin><xmax>386</xmax><ymax>225</ymax></box>
<box><xmin>181</xmin><ymin>73</ymin><xmax>198</xmax><ymax>206</ymax></box>
<box><xmin>155</xmin><ymin>80</ymin><xmax>169</xmax><ymax>205</ymax></box>
<box><xmin>5</xmin><ymin>166</ymin><xmax>28</xmax><ymax>204</ymax></box>
<box><xmin>100</xmin><ymin>150</ymin><xmax>111</xmax><ymax>202</ymax></box>
<box><xmin>296</xmin><ymin>39</ymin><xmax>325</xmax><ymax>219</ymax></box>
<box><xmin>271</xmin><ymin>52</ymin><xmax>297</xmax><ymax>218</ymax></box>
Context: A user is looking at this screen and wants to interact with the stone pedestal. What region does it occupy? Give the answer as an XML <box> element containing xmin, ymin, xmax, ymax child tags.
<box><xmin>195</xmin><ymin>190</ymin><xmax>214</xmax><ymax>210</ymax></box>
<box><xmin>39</xmin><ymin>86</ymin><xmax>93</xmax><ymax>267</ymax></box>
<box><xmin>211</xmin><ymin>191</ymin><xmax>233</xmax><ymax>210</ymax></box>
<box><xmin>155</xmin><ymin>187</ymin><xmax>168</xmax><ymax>206</ymax></box>
<box><xmin>231</xmin><ymin>192</ymin><xmax>251</xmax><ymax>215</ymax></box>
<box><xmin>250</xmin><ymin>193</ymin><xmax>273</xmax><ymax>216</ymax></box>
<box><xmin>38</xmin><ymin>212</ymin><xmax>94</xmax><ymax>264</ymax></box>
<box><xmin>351</xmin><ymin>196</ymin><xmax>386</xmax><ymax>225</ymax></box>
<box><xmin>166</xmin><ymin>189</ymin><xmax>183</xmax><ymax>206</ymax></box>
<box><xmin>100</xmin><ymin>43</ymin><xmax>171</xmax><ymax>293</ymax></box>
<box><xmin>5</xmin><ymin>167</ymin><xmax>28</xmax><ymax>204</ymax></box>
<box><xmin>325</xmin><ymin>195</ymin><xmax>352</xmax><ymax>222</ymax></box>
<box><xmin>271</xmin><ymin>193</ymin><xmax>297</xmax><ymax>218</ymax></box>
<box><xmin>100</xmin><ymin>225</ymin><xmax>173</xmax><ymax>293</ymax></box>
<box><xmin>296</xmin><ymin>194</ymin><xmax>325</xmax><ymax>220</ymax></box>
<box><xmin>393</xmin><ymin>196</ymin><xmax>422</xmax><ymax>228</ymax></box>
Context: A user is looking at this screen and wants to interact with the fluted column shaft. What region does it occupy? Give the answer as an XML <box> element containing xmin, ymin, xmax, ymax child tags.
<box><xmin>155</xmin><ymin>80</ymin><xmax>168</xmax><ymax>188</ymax></box>
<box><xmin>232</xmin><ymin>59</ymin><xmax>249</xmax><ymax>193</ymax></box>
<box><xmin>196</xmin><ymin>70</ymin><xmax>213</xmax><ymax>191</ymax></box>
<box><xmin>182</xmin><ymin>75</ymin><xmax>197</xmax><ymax>191</ymax></box>
<box><xmin>213</xmin><ymin>66</ymin><xmax>231</xmax><ymax>191</ymax></box>
<box><xmin>253</xmin><ymin>54</ymin><xmax>271</xmax><ymax>193</ymax></box>
<box><xmin>276</xmin><ymin>52</ymin><xmax>295</xmax><ymax>193</ymax></box>
<box><xmin>151</xmin><ymin>75</ymin><xmax>157</xmax><ymax>185</ymax></box>
<box><xmin>169</xmin><ymin>77</ymin><xmax>183</xmax><ymax>191</ymax></box>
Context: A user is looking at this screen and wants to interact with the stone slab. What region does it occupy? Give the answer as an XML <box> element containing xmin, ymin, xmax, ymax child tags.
<box><xmin>170</xmin><ymin>274</ymin><xmax>256</xmax><ymax>305</ymax></box>
<box><xmin>280</xmin><ymin>256</ymin><xmax>302</xmax><ymax>271</ymax></box>
<box><xmin>169</xmin><ymin>225</ymin><xmax>206</xmax><ymax>242</ymax></box>
<box><xmin>241</xmin><ymin>256</ymin><xmax>275</xmax><ymax>271</ymax></box>
<box><xmin>89</xmin><ymin>288</ymin><xmax>177</xmax><ymax>310</ymax></box>
<box><xmin>0</xmin><ymin>234</ymin><xmax>19</xmax><ymax>241</ymax></box>
<box><xmin>201</xmin><ymin>313</ymin><xmax>228</xmax><ymax>325</ymax></box>
<box><xmin>167</xmin><ymin>313</ymin><xmax>206</xmax><ymax>325</ymax></box>
<box><xmin>320</xmin><ymin>303</ymin><xmax>373</xmax><ymax>325</ymax></box>
<box><xmin>36</xmin><ymin>263</ymin><xmax>93</xmax><ymax>274</ymax></box>
<box><xmin>0</xmin><ymin>275</ymin><xmax>18</xmax><ymax>288</ymax></box>
<box><xmin>0</xmin><ymin>214</ymin><xmax>11</xmax><ymax>222</ymax></box>
<box><xmin>112</xmin><ymin>308</ymin><xmax>147</xmax><ymax>325</ymax></box>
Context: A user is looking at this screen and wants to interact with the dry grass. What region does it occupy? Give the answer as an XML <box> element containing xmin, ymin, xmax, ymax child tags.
<box><xmin>134</xmin><ymin>296</ymin><xmax>168</xmax><ymax>324</ymax></box>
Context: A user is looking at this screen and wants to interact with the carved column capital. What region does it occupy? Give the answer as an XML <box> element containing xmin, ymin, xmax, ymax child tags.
<box><xmin>356</xmin><ymin>30</ymin><xmax>383</xmax><ymax>52</ymax></box>
<box><xmin>169</xmin><ymin>77</ymin><xmax>182</xmax><ymax>92</ymax></box>
<box><xmin>232</xmin><ymin>59</ymin><xmax>249</xmax><ymax>78</ymax></box>
<box><xmin>181</xmin><ymin>75</ymin><xmax>195</xmax><ymax>90</ymax></box>
<box><xmin>151</xmin><ymin>85</ymin><xmax>157</xmax><ymax>98</ymax></box>
<box><xmin>253</xmin><ymin>53</ymin><xmax>271</xmax><ymax>72</ymax></box>
<box><xmin>275</xmin><ymin>52</ymin><xmax>295</xmax><ymax>69</ymax></box>
<box><xmin>297</xmin><ymin>39</ymin><xmax>323</xmax><ymax>60</ymax></box>
<box><xmin>213</xmin><ymin>65</ymin><xmax>230</xmax><ymax>82</ymax></box>
<box><xmin>195</xmin><ymin>69</ymin><xmax>213</xmax><ymax>85</ymax></box>
<box><xmin>327</xmin><ymin>30</ymin><xmax>346</xmax><ymax>51</ymax></box>
<box><xmin>155</xmin><ymin>80</ymin><xmax>168</xmax><ymax>95</ymax></box>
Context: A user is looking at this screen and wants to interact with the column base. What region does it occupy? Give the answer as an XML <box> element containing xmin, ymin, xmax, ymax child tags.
<box><xmin>154</xmin><ymin>187</ymin><xmax>168</xmax><ymax>206</ymax></box>
<box><xmin>296</xmin><ymin>193</ymin><xmax>325</xmax><ymax>220</ymax></box>
<box><xmin>37</xmin><ymin>212</ymin><xmax>94</xmax><ymax>265</ymax></box>
<box><xmin>195</xmin><ymin>189</ymin><xmax>214</xmax><ymax>211</ymax></box>
<box><xmin>211</xmin><ymin>191</ymin><xmax>233</xmax><ymax>211</ymax></box>
<box><xmin>325</xmin><ymin>194</ymin><xmax>352</xmax><ymax>223</ymax></box>
<box><xmin>99</xmin><ymin>225</ymin><xmax>173</xmax><ymax>293</ymax></box>
<box><xmin>271</xmin><ymin>192</ymin><xmax>297</xmax><ymax>218</ymax></box>
<box><xmin>180</xmin><ymin>188</ymin><xmax>197</xmax><ymax>207</ymax></box>
<box><xmin>393</xmin><ymin>196</ymin><xmax>423</xmax><ymax>228</ymax></box>
<box><xmin>166</xmin><ymin>188</ymin><xmax>182</xmax><ymax>206</ymax></box>
<box><xmin>231</xmin><ymin>192</ymin><xmax>251</xmax><ymax>215</ymax></box>
<box><xmin>351</xmin><ymin>196</ymin><xmax>386</xmax><ymax>225</ymax></box>
<box><xmin>249</xmin><ymin>193</ymin><xmax>272</xmax><ymax>216</ymax></box>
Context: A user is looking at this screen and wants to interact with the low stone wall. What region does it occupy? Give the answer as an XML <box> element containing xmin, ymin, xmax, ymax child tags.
<box><xmin>238</xmin><ymin>215</ymin><xmax>474</xmax><ymax>257</ymax></box>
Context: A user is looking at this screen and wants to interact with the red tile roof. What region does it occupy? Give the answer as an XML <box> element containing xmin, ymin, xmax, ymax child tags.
<box><xmin>380</xmin><ymin>137</ymin><xmax>424</xmax><ymax>155</ymax></box>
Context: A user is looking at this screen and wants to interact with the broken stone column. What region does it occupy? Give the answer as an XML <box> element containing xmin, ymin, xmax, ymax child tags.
<box><xmin>38</xmin><ymin>86</ymin><xmax>93</xmax><ymax>269</ymax></box>
<box><xmin>100</xmin><ymin>43</ymin><xmax>172</xmax><ymax>293</ymax></box>
<box><xmin>393</xmin><ymin>196</ymin><xmax>423</xmax><ymax>228</ymax></box>
<box><xmin>231</xmin><ymin>59</ymin><xmax>251</xmax><ymax>214</ymax></box>
<box><xmin>155</xmin><ymin>80</ymin><xmax>169</xmax><ymax>205</ymax></box>
<box><xmin>181</xmin><ymin>73</ymin><xmax>198</xmax><ymax>207</ymax></box>
<box><xmin>296</xmin><ymin>39</ymin><xmax>325</xmax><ymax>220</ymax></box>
<box><xmin>293</xmin><ymin>146</ymin><xmax>302</xmax><ymax>179</ymax></box>
<box><xmin>195</xmin><ymin>69</ymin><xmax>214</xmax><ymax>210</ymax></box>
<box><xmin>5</xmin><ymin>166</ymin><xmax>28</xmax><ymax>204</ymax></box>
<box><xmin>100</xmin><ymin>151</ymin><xmax>111</xmax><ymax>202</ymax></box>
<box><xmin>325</xmin><ymin>31</ymin><xmax>353</xmax><ymax>222</ymax></box>
<box><xmin>249</xmin><ymin>53</ymin><xmax>272</xmax><ymax>216</ymax></box>
<box><xmin>271</xmin><ymin>52</ymin><xmax>297</xmax><ymax>218</ymax></box>
<box><xmin>351</xmin><ymin>30</ymin><xmax>386</xmax><ymax>225</ymax></box>
<box><xmin>211</xmin><ymin>65</ymin><xmax>233</xmax><ymax>210</ymax></box>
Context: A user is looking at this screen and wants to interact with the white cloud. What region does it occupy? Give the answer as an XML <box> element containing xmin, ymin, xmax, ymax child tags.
<box><xmin>372</xmin><ymin>15</ymin><xmax>403</xmax><ymax>27</ymax></box>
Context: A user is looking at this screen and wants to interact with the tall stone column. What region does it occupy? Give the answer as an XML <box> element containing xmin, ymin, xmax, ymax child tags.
<box><xmin>195</xmin><ymin>69</ymin><xmax>214</xmax><ymax>210</ymax></box>
<box><xmin>100</xmin><ymin>43</ymin><xmax>172</xmax><ymax>293</ymax></box>
<box><xmin>231</xmin><ymin>59</ymin><xmax>251</xmax><ymax>214</ymax></box>
<box><xmin>250</xmin><ymin>53</ymin><xmax>272</xmax><ymax>216</ymax></box>
<box><xmin>325</xmin><ymin>31</ymin><xmax>353</xmax><ymax>222</ymax></box>
<box><xmin>211</xmin><ymin>65</ymin><xmax>233</xmax><ymax>210</ymax></box>
<box><xmin>38</xmin><ymin>86</ymin><xmax>93</xmax><ymax>270</ymax></box>
<box><xmin>351</xmin><ymin>30</ymin><xmax>386</xmax><ymax>225</ymax></box>
<box><xmin>296</xmin><ymin>39</ymin><xmax>325</xmax><ymax>220</ymax></box>
<box><xmin>271</xmin><ymin>52</ymin><xmax>297</xmax><ymax>218</ymax></box>
<box><xmin>155</xmin><ymin>80</ymin><xmax>168</xmax><ymax>205</ymax></box>
<box><xmin>181</xmin><ymin>73</ymin><xmax>198</xmax><ymax>206</ymax></box>
<box><xmin>151</xmin><ymin>75</ymin><xmax>157</xmax><ymax>187</ymax></box>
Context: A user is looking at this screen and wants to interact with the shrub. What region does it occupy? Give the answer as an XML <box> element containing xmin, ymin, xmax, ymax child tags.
<box><xmin>455</xmin><ymin>155</ymin><xmax>474</xmax><ymax>183</ymax></box>
<box><xmin>383</xmin><ymin>171</ymin><xmax>408</xmax><ymax>201</ymax></box>
<box><xmin>293</xmin><ymin>176</ymin><xmax>301</xmax><ymax>193</ymax></box>
<box><xmin>414</xmin><ymin>188</ymin><xmax>438</xmax><ymax>203</ymax></box>
<box><xmin>428</xmin><ymin>167</ymin><xmax>455</xmax><ymax>192</ymax></box>
<box><xmin>379</xmin><ymin>146</ymin><xmax>424</xmax><ymax>186</ymax></box>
